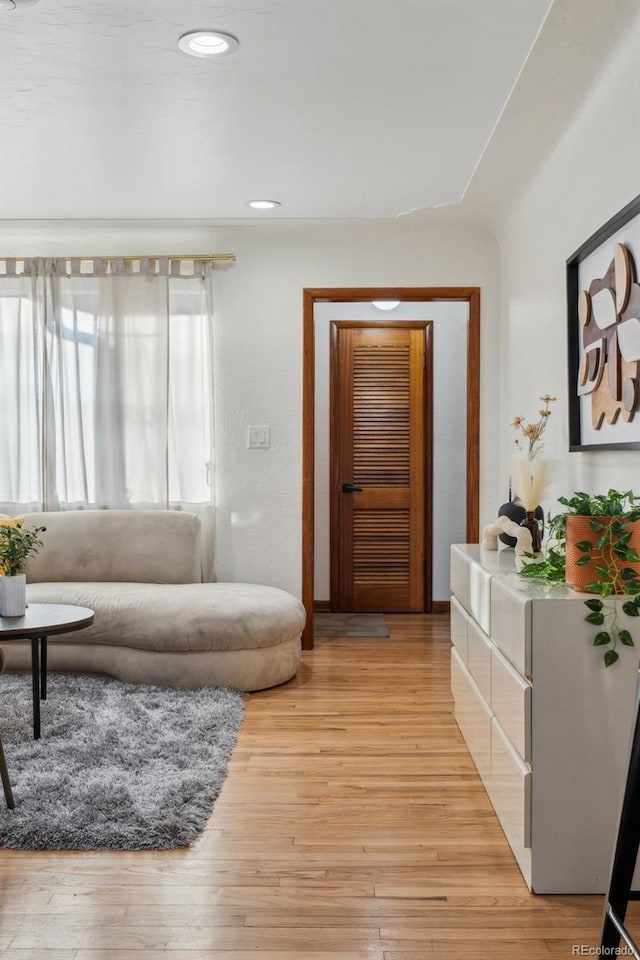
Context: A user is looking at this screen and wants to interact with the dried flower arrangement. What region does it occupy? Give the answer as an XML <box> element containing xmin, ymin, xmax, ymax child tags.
<box><xmin>511</xmin><ymin>394</ymin><xmax>556</xmax><ymax>459</ymax></box>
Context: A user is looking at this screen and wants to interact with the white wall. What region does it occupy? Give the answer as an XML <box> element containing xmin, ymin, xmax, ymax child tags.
<box><xmin>313</xmin><ymin>300</ymin><xmax>468</xmax><ymax>603</ymax></box>
<box><xmin>6</xmin><ymin>7</ymin><xmax>635</xmax><ymax>602</ymax></box>
<box><xmin>0</xmin><ymin>219</ymin><xmax>499</xmax><ymax>598</ymax></box>
<box><xmin>488</xmin><ymin>18</ymin><xmax>640</xmax><ymax>514</ymax></box>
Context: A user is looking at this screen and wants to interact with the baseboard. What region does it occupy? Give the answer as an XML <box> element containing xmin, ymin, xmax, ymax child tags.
<box><xmin>431</xmin><ymin>601</ymin><xmax>451</xmax><ymax>614</ymax></box>
<box><xmin>313</xmin><ymin>600</ymin><xmax>331</xmax><ymax>611</ymax></box>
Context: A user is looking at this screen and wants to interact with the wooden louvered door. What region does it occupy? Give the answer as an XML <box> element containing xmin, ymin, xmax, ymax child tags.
<box><xmin>330</xmin><ymin>322</ymin><xmax>432</xmax><ymax>612</ymax></box>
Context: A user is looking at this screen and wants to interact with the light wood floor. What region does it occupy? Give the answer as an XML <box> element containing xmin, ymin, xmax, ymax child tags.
<box><xmin>1</xmin><ymin>614</ymin><xmax>636</xmax><ymax>959</ymax></box>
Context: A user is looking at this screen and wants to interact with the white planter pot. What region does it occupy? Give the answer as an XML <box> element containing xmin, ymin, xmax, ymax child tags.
<box><xmin>0</xmin><ymin>573</ymin><xmax>27</xmax><ymax>617</ymax></box>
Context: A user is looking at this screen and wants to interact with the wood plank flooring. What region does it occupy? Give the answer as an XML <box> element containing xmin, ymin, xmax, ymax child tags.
<box><xmin>1</xmin><ymin>613</ymin><xmax>636</xmax><ymax>958</ymax></box>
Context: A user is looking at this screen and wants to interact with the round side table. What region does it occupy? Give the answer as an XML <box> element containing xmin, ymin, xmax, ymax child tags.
<box><xmin>0</xmin><ymin>603</ymin><xmax>95</xmax><ymax>739</ymax></box>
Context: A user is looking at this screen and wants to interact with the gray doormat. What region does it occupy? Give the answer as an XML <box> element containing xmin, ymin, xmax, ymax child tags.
<box><xmin>313</xmin><ymin>612</ymin><xmax>389</xmax><ymax>638</ymax></box>
<box><xmin>0</xmin><ymin>672</ymin><xmax>244</xmax><ymax>851</ymax></box>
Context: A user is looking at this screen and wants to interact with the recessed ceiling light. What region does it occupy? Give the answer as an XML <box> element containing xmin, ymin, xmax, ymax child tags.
<box><xmin>246</xmin><ymin>200</ymin><xmax>281</xmax><ymax>210</ymax></box>
<box><xmin>372</xmin><ymin>300</ymin><xmax>401</xmax><ymax>311</ymax></box>
<box><xmin>178</xmin><ymin>30</ymin><xmax>239</xmax><ymax>58</ymax></box>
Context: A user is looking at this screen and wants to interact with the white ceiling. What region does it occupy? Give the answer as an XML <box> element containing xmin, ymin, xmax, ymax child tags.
<box><xmin>0</xmin><ymin>0</ymin><xmax>552</xmax><ymax>221</ymax></box>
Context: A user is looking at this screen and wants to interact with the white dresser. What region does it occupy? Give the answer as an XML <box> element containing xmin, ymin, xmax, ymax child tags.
<box><xmin>450</xmin><ymin>543</ymin><xmax>640</xmax><ymax>894</ymax></box>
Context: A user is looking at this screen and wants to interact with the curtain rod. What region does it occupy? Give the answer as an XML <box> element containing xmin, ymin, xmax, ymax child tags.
<box><xmin>0</xmin><ymin>254</ymin><xmax>236</xmax><ymax>263</ymax></box>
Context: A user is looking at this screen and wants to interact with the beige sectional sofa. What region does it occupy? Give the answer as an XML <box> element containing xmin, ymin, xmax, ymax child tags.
<box><xmin>3</xmin><ymin>510</ymin><xmax>304</xmax><ymax>691</ymax></box>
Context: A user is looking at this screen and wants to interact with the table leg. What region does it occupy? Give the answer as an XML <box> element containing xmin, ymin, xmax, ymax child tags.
<box><xmin>0</xmin><ymin>736</ymin><xmax>15</xmax><ymax>809</ymax></box>
<box><xmin>40</xmin><ymin>637</ymin><xmax>47</xmax><ymax>700</ymax></box>
<box><xmin>30</xmin><ymin>637</ymin><xmax>41</xmax><ymax>740</ymax></box>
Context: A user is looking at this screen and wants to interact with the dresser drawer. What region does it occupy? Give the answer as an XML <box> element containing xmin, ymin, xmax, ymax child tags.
<box><xmin>450</xmin><ymin>596</ymin><xmax>468</xmax><ymax>664</ymax></box>
<box><xmin>466</xmin><ymin>617</ymin><xmax>492</xmax><ymax>703</ymax></box>
<box><xmin>491</xmin><ymin>645</ymin><xmax>531</xmax><ymax>762</ymax></box>
<box><xmin>451</xmin><ymin>648</ymin><xmax>492</xmax><ymax>781</ymax></box>
<box><xmin>489</xmin><ymin>716</ymin><xmax>531</xmax><ymax>850</ymax></box>
<box><xmin>451</xmin><ymin>546</ymin><xmax>492</xmax><ymax>634</ymax></box>
<box><xmin>490</xmin><ymin>577</ymin><xmax>532</xmax><ymax>676</ymax></box>
<box><xmin>450</xmin><ymin>546</ymin><xmax>470</xmax><ymax>612</ymax></box>
<box><xmin>469</xmin><ymin>563</ymin><xmax>492</xmax><ymax>635</ymax></box>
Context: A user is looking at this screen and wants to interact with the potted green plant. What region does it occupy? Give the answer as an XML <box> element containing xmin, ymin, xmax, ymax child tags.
<box><xmin>0</xmin><ymin>518</ymin><xmax>46</xmax><ymax>617</ymax></box>
<box><xmin>519</xmin><ymin>490</ymin><xmax>640</xmax><ymax>666</ymax></box>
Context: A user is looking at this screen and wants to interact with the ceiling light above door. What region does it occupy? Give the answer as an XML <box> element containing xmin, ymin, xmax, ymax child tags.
<box><xmin>372</xmin><ymin>300</ymin><xmax>401</xmax><ymax>311</ymax></box>
<box><xmin>178</xmin><ymin>30</ymin><xmax>239</xmax><ymax>58</ymax></box>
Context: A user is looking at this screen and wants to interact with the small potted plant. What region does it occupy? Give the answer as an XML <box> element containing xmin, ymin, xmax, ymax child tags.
<box><xmin>519</xmin><ymin>489</ymin><xmax>640</xmax><ymax>666</ymax></box>
<box><xmin>562</xmin><ymin>490</ymin><xmax>640</xmax><ymax>592</ymax></box>
<box><xmin>0</xmin><ymin>518</ymin><xmax>46</xmax><ymax>617</ymax></box>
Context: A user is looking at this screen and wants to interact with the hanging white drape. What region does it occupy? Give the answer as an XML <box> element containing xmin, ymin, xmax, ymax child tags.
<box><xmin>0</xmin><ymin>257</ymin><xmax>216</xmax><ymax>579</ymax></box>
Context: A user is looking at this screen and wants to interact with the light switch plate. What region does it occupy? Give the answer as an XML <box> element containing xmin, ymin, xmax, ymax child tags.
<box><xmin>247</xmin><ymin>425</ymin><xmax>270</xmax><ymax>449</ymax></box>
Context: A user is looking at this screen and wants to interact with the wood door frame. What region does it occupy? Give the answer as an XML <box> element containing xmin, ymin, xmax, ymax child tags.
<box><xmin>302</xmin><ymin>286</ymin><xmax>481</xmax><ymax>650</ymax></box>
<box><xmin>329</xmin><ymin>320</ymin><xmax>433</xmax><ymax>614</ymax></box>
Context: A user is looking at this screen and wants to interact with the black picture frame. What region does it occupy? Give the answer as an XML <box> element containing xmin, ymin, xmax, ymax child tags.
<box><xmin>566</xmin><ymin>194</ymin><xmax>640</xmax><ymax>451</ymax></box>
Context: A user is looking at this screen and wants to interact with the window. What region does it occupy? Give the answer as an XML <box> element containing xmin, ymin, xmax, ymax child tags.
<box><xmin>0</xmin><ymin>259</ymin><xmax>215</xmax><ymax>524</ymax></box>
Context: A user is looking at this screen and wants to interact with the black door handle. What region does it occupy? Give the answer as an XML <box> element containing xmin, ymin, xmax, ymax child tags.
<box><xmin>341</xmin><ymin>482</ymin><xmax>363</xmax><ymax>493</ymax></box>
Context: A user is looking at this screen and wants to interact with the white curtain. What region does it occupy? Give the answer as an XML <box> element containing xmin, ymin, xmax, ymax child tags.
<box><xmin>0</xmin><ymin>257</ymin><xmax>216</xmax><ymax>579</ymax></box>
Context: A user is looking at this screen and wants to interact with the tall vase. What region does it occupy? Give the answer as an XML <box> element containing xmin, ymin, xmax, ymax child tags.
<box><xmin>520</xmin><ymin>511</ymin><xmax>542</xmax><ymax>553</ymax></box>
<box><xmin>0</xmin><ymin>574</ymin><xmax>26</xmax><ymax>617</ymax></box>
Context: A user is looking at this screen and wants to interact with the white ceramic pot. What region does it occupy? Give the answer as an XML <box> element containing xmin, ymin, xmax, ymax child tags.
<box><xmin>0</xmin><ymin>573</ymin><xmax>27</xmax><ymax>617</ymax></box>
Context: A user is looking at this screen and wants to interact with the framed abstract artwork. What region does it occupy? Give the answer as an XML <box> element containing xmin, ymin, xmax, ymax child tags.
<box><xmin>567</xmin><ymin>194</ymin><xmax>640</xmax><ymax>451</ymax></box>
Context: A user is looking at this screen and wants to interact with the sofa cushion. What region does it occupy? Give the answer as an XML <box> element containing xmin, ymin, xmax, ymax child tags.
<box><xmin>26</xmin><ymin>582</ymin><xmax>306</xmax><ymax>653</ymax></box>
<box><xmin>23</xmin><ymin>510</ymin><xmax>202</xmax><ymax>585</ymax></box>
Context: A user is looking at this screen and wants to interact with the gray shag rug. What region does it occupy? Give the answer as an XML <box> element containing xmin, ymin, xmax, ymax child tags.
<box><xmin>0</xmin><ymin>673</ymin><xmax>244</xmax><ymax>851</ymax></box>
